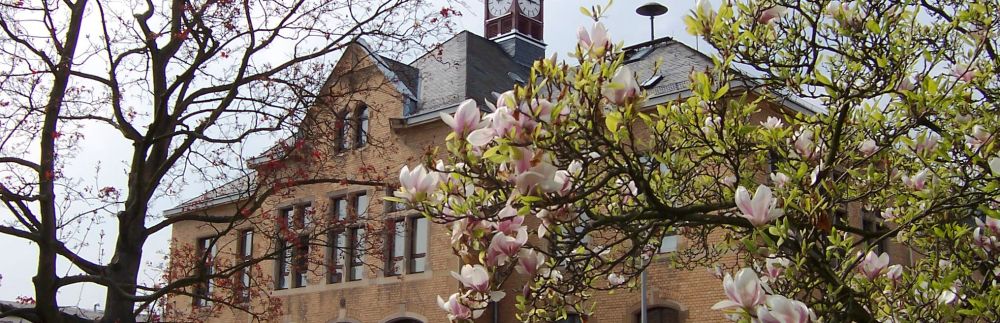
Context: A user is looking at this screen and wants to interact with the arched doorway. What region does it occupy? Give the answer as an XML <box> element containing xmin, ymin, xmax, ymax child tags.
<box><xmin>387</xmin><ymin>319</ymin><xmax>422</xmax><ymax>323</ymax></box>
<box><xmin>632</xmin><ymin>306</ymin><xmax>680</xmax><ymax>323</ymax></box>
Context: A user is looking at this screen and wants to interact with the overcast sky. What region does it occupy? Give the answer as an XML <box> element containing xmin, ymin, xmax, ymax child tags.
<box><xmin>0</xmin><ymin>0</ymin><xmax>704</xmax><ymax>311</ymax></box>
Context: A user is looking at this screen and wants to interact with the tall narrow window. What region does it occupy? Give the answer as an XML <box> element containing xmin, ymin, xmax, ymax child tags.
<box><xmin>409</xmin><ymin>216</ymin><xmax>428</xmax><ymax>273</ymax></box>
<box><xmin>275</xmin><ymin>239</ymin><xmax>291</xmax><ymax>290</ymax></box>
<box><xmin>348</xmin><ymin>226</ymin><xmax>366</xmax><ymax>281</ymax></box>
<box><xmin>293</xmin><ymin>236</ymin><xmax>309</xmax><ymax>288</ymax></box>
<box><xmin>386</xmin><ymin>218</ymin><xmax>406</xmax><ymax>276</ymax></box>
<box><xmin>237</xmin><ymin>230</ymin><xmax>253</xmax><ymax>303</ymax></box>
<box><xmin>327</xmin><ymin>197</ymin><xmax>348</xmax><ymax>284</ymax></box>
<box><xmin>194</xmin><ymin>237</ymin><xmax>217</xmax><ymax>307</ymax></box>
<box><xmin>348</xmin><ymin>193</ymin><xmax>368</xmax><ymax>281</ymax></box>
<box><xmin>355</xmin><ymin>105</ymin><xmax>369</xmax><ymax>147</ymax></box>
<box><xmin>338</xmin><ymin>110</ymin><xmax>352</xmax><ymax>151</ymax></box>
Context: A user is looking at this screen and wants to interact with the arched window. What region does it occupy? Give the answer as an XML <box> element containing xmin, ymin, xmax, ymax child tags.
<box><xmin>633</xmin><ymin>306</ymin><xmax>680</xmax><ymax>323</ymax></box>
<box><xmin>355</xmin><ymin>105</ymin><xmax>369</xmax><ymax>147</ymax></box>
<box><xmin>337</xmin><ymin>110</ymin><xmax>352</xmax><ymax>151</ymax></box>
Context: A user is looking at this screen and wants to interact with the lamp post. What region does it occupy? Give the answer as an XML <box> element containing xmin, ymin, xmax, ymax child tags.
<box><xmin>636</xmin><ymin>2</ymin><xmax>669</xmax><ymax>41</ymax></box>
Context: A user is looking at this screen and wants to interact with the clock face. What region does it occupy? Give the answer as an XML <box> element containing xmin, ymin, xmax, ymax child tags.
<box><xmin>517</xmin><ymin>0</ymin><xmax>540</xmax><ymax>18</ymax></box>
<box><xmin>488</xmin><ymin>0</ymin><xmax>512</xmax><ymax>17</ymax></box>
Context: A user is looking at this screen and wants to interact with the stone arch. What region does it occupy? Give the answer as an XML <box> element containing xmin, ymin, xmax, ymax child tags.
<box><xmin>624</xmin><ymin>299</ymin><xmax>689</xmax><ymax>323</ymax></box>
<box><xmin>378</xmin><ymin>312</ymin><xmax>428</xmax><ymax>323</ymax></box>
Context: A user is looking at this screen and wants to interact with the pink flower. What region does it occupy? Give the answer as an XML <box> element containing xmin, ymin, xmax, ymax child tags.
<box><xmin>770</xmin><ymin>172</ymin><xmax>790</xmax><ymax>188</ymax></box>
<box><xmin>437</xmin><ymin>293</ymin><xmax>472</xmax><ymax>320</ymax></box>
<box><xmin>858</xmin><ymin>139</ymin><xmax>877</xmax><ymax>157</ymax></box>
<box><xmin>577</xmin><ymin>22</ymin><xmax>610</xmax><ymax>58</ymax></box>
<box><xmin>756</xmin><ymin>295</ymin><xmax>814</xmax><ymax>323</ymax></box>
<box><xmin>858</xmin><ymin>251</ymin><xmax>890</xmax><ymax>280</ymax></box>
<box><xmin>396</xmin><ymin>164</ymin><xmax>438</xmax><ymax>202</ymax></box>
<box><xmin>602</xmin><ymin>66</ymin><xmax>641</xmax><ymax>105</ymax></box>
<box><xmin>965</xmin><ymin>125</ymin><xmax>991</xmax><ymax>150</ymax></box>
<box><xmin>515</xmin><ymin>248</ymin><xmax>545</xmax><ymax>277</ymax></box>
<box><xmin>451</xmin><ymin>264</ymin><xmax>490</xmax><ymax>293</ymax></box>
<box><xmin>440</xmin><ymin>99</ymin><xmax>482</xmax><ymax>137</ymax></box>
<box><xmin>912</xmin><ymin>133</ymin><xmax>939</xmax><ymax>155</ymax></box>
<box><xmin>720</xmin><ymin>175</ymin><xmax>737</xmax><ymax>187</ymax></box>
<box><xmin>758</xmin><ymin>6</ymin><xmax>787</xmax><ymax>25</ymax></box>
<box><xmin>711</xmin><ymin>268</ymin><xmax>766</xmax><ymax>311</ymax></box>
<box><xmin>793</xmin><ymin>129</ymin><xmax>819</xmax><ymax>160</ymax></box>
<box><xmin>487</xmin><ymin>227</ymin><xmax>528</xmax><ymax>266</ymax></box>
<box><xmin>901</xmin><ymin>169</ymin><xmax>929</xmax><ymax>191</ymax></box>
<box><xmin>886</xmin><ymin>264</ymin><xmax>903</xmax><ymax>282</ymax></box>
<box><xmin>766</xmin><ymin>257</ymin><xmax>791</xmax><ymax>280</ymax></box>
<box><xmin>953</xmin><ymin>64</ymin><xmax>976</xmax><ymax>82</ymax></box>
<box><xmin>468</xmin><ymin>97</ymin><xmax>517</xmax><ymax>147</ymax></box>
<box><xmin>734</xmin><ymin>185</ymin><xmax>784</xmax><ymax>227</ymax></box>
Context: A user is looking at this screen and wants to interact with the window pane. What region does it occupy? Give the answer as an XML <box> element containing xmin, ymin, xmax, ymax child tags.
<box><xmin>277</xmin><ymin>239</ymin><xmax>291</xmax><ymax>289</ymax></box>
<box><xmin>303</xmin><ymin>203</ymin><xmax>314</xmax><ymax>228</ymax></box>
<box><xmin>334</xmin><ymin>198</ymin><xmax>348</xmax><ymax>221</ymax></box>
<box><xmin>356</xmin><ymin>193</ymin><xmax>369</xmax><ymax>219</ymax></box>
<box><xmin>350</xmin><ymin>227</ymin><xmax>365</xmax><ymax>281</ymax></box>
<box><xmin>409</xmin><ymin>217</ymin><xmax>428</xmax><ymax>273</ymax></box>
<box><xmin>281</xmin><ymin>208</ymin><xmax>294</xmax><ymax>230</ymax></box>
<box><xmin>295</xmin><ymin>236</ymin><xmax>310</xmax><ymax>287</ymax></box>
<box><xmin>328</xmin><ymin>230</ymin><xmax>346</xmax><ymax>283</ymax></box>
<box><xmin>387</xmin><ymin>219</ymin><xmax>405</xmax><ymax>275</ymax></box>
<box><xmin>239</xmin><ymin>231</ymin><xmax>253</xmax><ymax>302</ymax></box>
<box><xmin>356</xmin><ymin>106</ymin><xmax>369</xmax><ymax>147</ymax></box>
<box><xmin>339</xmin><ymin>112</ymin><xmax>352</xmax><ymax>150</ymax></box>
<box><xmin>659</xmin><ymin>235</ymin><xmax>678</xmax><ymax>253</ymax></box>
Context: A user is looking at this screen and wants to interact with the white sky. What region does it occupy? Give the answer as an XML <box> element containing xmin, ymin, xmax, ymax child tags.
<box><xmin>0</xmin><ymin>0</ymin><xmax>703</xmax><ymax>311</ymax></box>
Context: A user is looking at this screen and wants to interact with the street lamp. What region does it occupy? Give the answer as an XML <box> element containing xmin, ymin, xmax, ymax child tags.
<box><xmin>636</xmin><ymin>2</ymin><xmax>669</xmax><ymax>41</ymax></box>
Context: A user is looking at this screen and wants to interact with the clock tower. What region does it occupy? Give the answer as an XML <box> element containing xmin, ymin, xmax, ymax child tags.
<box><xmin>484</xmin><ymin>0</ymin><xmax>545</xmax><ymax>67</ymax></box>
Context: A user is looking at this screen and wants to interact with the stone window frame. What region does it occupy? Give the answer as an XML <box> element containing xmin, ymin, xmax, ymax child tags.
<box><xmin>236</xmin><ymin>229</ymin><xmax>253</xmax><ymax>303</ymax></box>
<box><xmin>274</xmin><ymin>202</ymin><xmax>314</xmax><ymax>290</ymax></box>
<box><xmin>383</xmin><ymin>212</ymin><xmax>429</xmax><ymax>276</ymax></box>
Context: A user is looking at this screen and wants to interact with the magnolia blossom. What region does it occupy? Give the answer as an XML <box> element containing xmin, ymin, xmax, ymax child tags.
<box><xmin>901</xmin><ymin>169</ymin><xmax>929</xmax><ymax>191</ymax></box>
<box><xmin>487</xmin><ymin>227</ymin><xmax>528</xmax><ymax>266</ymax></box>
<box><xmin>608</xmin><ymin>273</ymin><xmax>626</xmax><ymax>286</ymax></box>
<box><xmin>577</xmin><ymin>22</ymin><xmax>610</xmax><ymax>58</ymax></box>
<box><xmin>859</xmin><ymin>251</ymin><xmax>890</xmax><ymax>280</ymax></box>
<box><xmin>918</xmin><ymin>282</ymin><xmax>959</xmax><ymax>304</ymax></box>
<box><xmin>756</xmin><ymin>295</ymin><xmax>814</xmax><ymax>323</ymax></box>
<box><xmin>734</xmin><ymin>185</ymin><xmax>784</xmax><ymax>227</ymax></box>
<box><xmin>515</xmin><ymin>248</ymin><xmax>545</xmax><ymax>277</ymax></box>
<box><xmin>760</xmin><ymin>116</ymin><xmax>784</xmax><ymax>129</ymax></box>
<box><xmin>720</xmin><ymin>175</ymin><xmax>737</xmax><ymax>187</ymax></box>
<box><xmin>792</xmin><ymin>129</ymin><xmax>821</xmax><ymax>160</ymax></box>
<box><xmin>953</xmin><ymin>64</ymin><xmax>976</xmax><ymax>82</ymax></box>
<box><xmin>886</xmin><ymin>264</ymin><xmax>903</xmax><ymax>282</ymax></box>
<box><xmin>881</xmin><ymin>207</ymin><xmax>897</xmax><ymax>220</ymax></box>
<box><xmin>965</xmin><ymin>125</ymin><xmax>990</xmax><ymax>150</ymax></box>
<box><xmin>437</xmin><ymin>293</ymin><xmax>473</xmax><ymax>320</ymax></box>
<box><xmin>451</xmin><ymin>264</ymin><xmax>490</xmax><ymax>293</ymax></box>
<box><xmin>989</xmin><ymin>157</ymin><xmax>1000</xmax><ymax>176</ymax></box>
<box><xmin>758</xmin><ymin>6</ymin><xmax>787</xmax><ymax>25</ymax></box>
<box><xmin>896</xmin><ymin>76</ymin><xmax>915</xmax><ymax>91</ymax></box>
<box><xmin>712</xmin><ymin>268</ymin><xmax>766</xmax><ymax>311</ymax></box>
<box><xmin>912</xmin><ymin>133</ymin><xmax>939</xmax><ymax>155</ymax></box>
<box><xmin>397</xmin><ymin>165</ymin><xmax>438</xmax><ymax>202</ymax></box>
<box><xmin>440</xmin><ymin>99</ymin><xmax>482</xmax><ymax>137</ymax></box>
<box><xmin>696</xmin><ymin>0</ymin><xmax>715</xmax><ymax>18</ymax></box>
<box><xmin>858</xmin><ymin>139</ymin><xmax>877</xmax><ymax>157</ymax></box>
<box><xmin>467</xmin><ymin>94</ymin><xmax>518</xmax><ymax>147</ymax></box>
<box><xmin>602</xmin><ymin>66</ymin><xmax>641</xmax><ymax>105</ymax></box>
<box><xmin>766</xmin><ymin>257</ymin><xmax>791</xmax><ymax>279</ymax></box>
<box><xmin>539</xmin><ymin>267</ymin><xmax>563</xmax><ymax>282</ymax></box>
<box><xmin>770</xmin><ymin>172</ymin><xmax>791</xmax><ymax>188</ymax></box>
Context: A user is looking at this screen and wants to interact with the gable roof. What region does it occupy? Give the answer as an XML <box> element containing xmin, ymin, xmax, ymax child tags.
<box><xmin>163</xmin><ymin>173</ymin><xmax>256</xmax><ymax>217</ymax></box>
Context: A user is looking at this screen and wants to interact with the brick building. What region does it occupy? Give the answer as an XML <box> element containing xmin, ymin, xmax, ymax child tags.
<box><xmin>163</xmin><ymin>1</ymin><xmax>834</xmax><ymax>323</ymax></box>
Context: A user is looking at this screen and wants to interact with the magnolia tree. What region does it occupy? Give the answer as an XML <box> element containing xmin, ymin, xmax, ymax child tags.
<box><xmin>392</xmin><ymin>0</ymin><xmax>1000</xmax><ymax>322</ymax></box>
<box><xmin>0</xmin><ymin>0</ymin><xmax>454</xmax><ymax>322</ymax></box>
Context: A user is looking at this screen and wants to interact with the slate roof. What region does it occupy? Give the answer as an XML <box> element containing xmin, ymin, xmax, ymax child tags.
<box><xmin>163</xmin><ymin>173</ymin><xmax>256</xmax><ymax>217</ymax></box>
